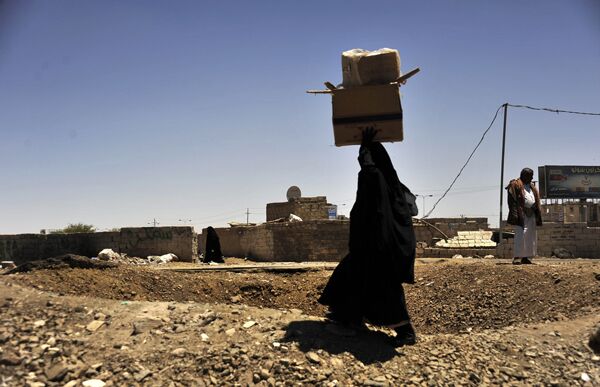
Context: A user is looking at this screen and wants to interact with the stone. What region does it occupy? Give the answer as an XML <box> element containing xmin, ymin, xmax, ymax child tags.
<box><xmin>201</xmin><ymin>333</ymin><xmax>210</xmax><ymax>341</ymax></box>
<box><xmin>551</xmin><ymin>247</ymin><xmax>573</xmax><ymax>259</ymax></box>
<box><xmin>64</xmin><ymin>381</ymin><xmax>79</xmax><ymax>387</ymax></box>
<box><xmin>33</xmin><ymin>320</ymin><xmax>46</xmax><ymax>328</ymax></box>
<box><xmin>134</xmin><ymin>369</ymin><xmax>152</xmax><ymax>382</ymax></box>
<box><xmin>306</xmin><ymin>352</ymin><xmax>321</xmax><ymax>364</ymax></box>
<box><xmin>581</xmin><ymin>373</ymin><xmax>591</xmax><ymax>382</ymax></box>
<box><xmin>0</xmin><ymin>352</ymin><xmax>21</xmax><ymax>366</ymax></box>
<box><xmin>86</xmin><ymin>320</ymin><xmax>105</xmax><ymax>332</ymax></box>
<box><xmin>230</xmin><ymin>295</ymin><xmax>242</xmax><ymax>303</ymax></box>
<box><xmin>132</xmin><ymin>317</ymin><xmax>163</xmax><ymax>335</ymax></box>
<box><xmin>172</xmin><ymin>348</ymin><xmax>186</xmax><ymax>357</ymax></box>
<box><xmin>330</xmin><ymin>358</ymin><xmax>344</xmax><ymax>369</ymax></box>
<box><xmin>225</xmin><ymin>328</ymin><xmax>236</xmax><ymax>337</ymax></box>
<box><xmin>243</xmin><ymin>320</ymin><xmax>257</xmax><ymax>329</ymax></box>
<box><xmin>45</xmin><ymin>361</ymin><xmax>69</xmax><ymax>381</ymax></box>
<box><xmin>82</xmin><ymin>380</ymin><xmax>106</xmax><ymax>387</ymax></box>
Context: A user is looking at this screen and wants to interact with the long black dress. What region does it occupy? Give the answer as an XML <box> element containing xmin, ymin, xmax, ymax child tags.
<box><xmin>318</xmin><ymin>141</ymin><xmax>416</xmax><ymax>326</ymax></box>
<box><xmin>204</xmin><ymin>226</ymin><xmax>224</xmax><ymax>263</ymax></box>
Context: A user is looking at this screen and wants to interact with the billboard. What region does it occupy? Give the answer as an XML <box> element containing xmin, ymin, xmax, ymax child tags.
<box><xmin>539</xmin><ymin>165</ymin><xmax>600</xmax><ymax>199</ymax></box>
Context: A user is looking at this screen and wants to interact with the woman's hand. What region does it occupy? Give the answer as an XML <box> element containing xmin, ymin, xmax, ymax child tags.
<box><xmin>361</xmin><ymin>127</ymin><xmax>378</xmax><ymax>146</ymax></box>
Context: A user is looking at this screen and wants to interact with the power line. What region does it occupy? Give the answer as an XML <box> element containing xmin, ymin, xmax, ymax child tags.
<box><xmin>423</xmin><ymin>105</ymin><xmax>504</xmax><ymax>218</ymax></box>
<box><xmin>423</xmin><ymin>102</ymin><xmax>600</xmax><ymax>220</ymax></box>
<box><xmin>507</xmin><ymin>104</ymin><xmax>600</xmax><ymax>116</ymax></box>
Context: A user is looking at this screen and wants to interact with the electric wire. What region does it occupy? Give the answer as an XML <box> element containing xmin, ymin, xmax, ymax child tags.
<box><xmin>507</xmin><ymin>104</ymin><xmax>600</xmax><ymax>116</ymax></box>
<box><xmin>423</xmin><ymin>102</ymin><xmax>600</xmax><ymax>219</ymax></box>
<box><xmin>423</xmin><ymin>105</ymin><xmax>504</xmax><ymax>219</ymax></box>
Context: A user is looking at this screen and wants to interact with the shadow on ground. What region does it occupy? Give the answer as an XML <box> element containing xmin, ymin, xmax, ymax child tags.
<box><xmin>282</xmin><ymin>320</ymin><xmax>399</xmax><ymax>364</ymax></box>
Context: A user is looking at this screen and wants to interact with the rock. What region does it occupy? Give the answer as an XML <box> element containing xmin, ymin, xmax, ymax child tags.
<box><xmin>201</xmin><ymin>333</ymin><xmax>210</xmax><ymax>342</ymax></box>
<box><xmin>484</xmin><ymin>255</ymin><xmax>495</xmax><ymax>259</ymax></box>
<box><xmin>82</xmin><ymin>380</ymin><xmax>106</xmax><ymax>387</ymax></box>
<box><xmin>551</xmin><ymin>247</ymin><xmax>573</xmax><ymax>259</ymax></box>
<box><xmin>452</xmin><ymin>254</ymin><xmax>463</xmax><ymax>259</ymax></box>
<box><xmin>580</xmin><ymin>373</ymin><xmax>591</xmax><ymax>382</ymax></box>
<box><xmin>172</xmin><ymin>348</ymin><xmax>186</xmax><ymax>357</ymax></box>
<box><xmin>230</xmin><ymin>295</ymin><xmax>242</xmax><ymax>303</ymax></box>
<box><xmin>94</xmin><ymin>312</ymin><xmax>106</xmax><ymax>320</ymax></box>
<box><xmin>45</xmin><ymin>361</ymin><xmax>69</xmax><ymax>381</ymax></box>
<box><xmin>243</xmin><ymin>320</ymin><xmax>257</xmax><ymax>329</ymax></box>
<box><xmin>33</xmin><ymin>320</ymin><xmax>46</xmax><ymax>328</ymax></box>
<box><xmin>306</xmin><ymin>352</ymin><xmax>321</xmax><ymax>364</ymax></box>
<box><xmin>134</xmin><ymin>369</ymin><xmax>152</xmax><ymax>382</ymax></box>
<box><xmin>0</xmin><ymin>351</ymin><xmax>21</xmax><ymax>366</ymax></box>
<box><xmin>132</xmin><ymin>317</ymin><xmax>163</xmax><ymax>335</ymax></box>
<box><xmin>225</xmin><ymin>328</ymin><xmax>236</xmax><ymax>337</ymax></box>
<box><xmin>86</xmin><ymin>320</ymin><xmax>105</xmax><ymax>332</ymax></box>
<box><xmin>64</xmin><ymin>381</ymin><xmax>79</xmax><ymax>387</ymax></box>
<box><xmin>330</xmin><ymin>358</ymin><xmax>344</xmax><ymax>369</ymax></box>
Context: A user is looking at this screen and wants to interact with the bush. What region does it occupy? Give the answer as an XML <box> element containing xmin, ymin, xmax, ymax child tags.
<box><xmin>50</xmin><ymin>223</ymin><xmax>96</xmax><ymax>234</ymax></box>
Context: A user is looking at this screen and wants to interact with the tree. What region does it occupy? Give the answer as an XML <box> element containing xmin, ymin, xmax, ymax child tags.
<box><xmin>50</xmin><ymin>223</ymin><xmax>96</xmax><ymax>234</ymax></box>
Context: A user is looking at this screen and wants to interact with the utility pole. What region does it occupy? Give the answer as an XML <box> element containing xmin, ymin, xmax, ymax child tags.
<box><xmin>499</xmin><ymin>103</ymin><xmax>508</xmax><ymax>244</ymax></box>
<box><xmin>148</xmin><ymin>218</ymin><xmax>159</xmax><ymax>227</ymax></box>
<box><xmin>416</xmin><ymin>194</ymin><xmax>433</xmax><ymax>218</ymax></box>
<box><xmin>246</xmin><ymin>208</ymin><xmax>250</xmax><ymax>225</ymax></box>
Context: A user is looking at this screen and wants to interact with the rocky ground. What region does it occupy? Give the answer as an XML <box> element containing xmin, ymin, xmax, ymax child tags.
<box><xmin>1</xmin><ymin>258</ymin><xmax>599</xmax><ymax>386</ymax></box>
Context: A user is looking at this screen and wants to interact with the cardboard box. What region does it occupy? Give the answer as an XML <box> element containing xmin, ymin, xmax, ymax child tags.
<box><xmin>332</xmin><ymin>83</ymin><xmax>403</xmax><ymax>146</ymax></box>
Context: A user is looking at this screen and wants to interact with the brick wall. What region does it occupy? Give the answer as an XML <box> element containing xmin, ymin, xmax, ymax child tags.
<box><xmin>0</xmin><ymin>226</ymin><xmax>197</xmax><ymax>265</ymax></box>
<box><xmin>266</xmin><ymin>197</ymin><xmax>333</xmax><ymax>221</ymax></box>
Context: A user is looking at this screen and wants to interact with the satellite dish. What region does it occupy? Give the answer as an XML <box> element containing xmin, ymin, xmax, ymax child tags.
<box><xmin>286</xmin><ymin>186</ymin><xmax>301</xmax><ymax>202</ymax></box>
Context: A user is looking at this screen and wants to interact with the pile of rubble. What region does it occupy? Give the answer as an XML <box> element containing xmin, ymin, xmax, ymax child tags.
<box><xmin>435</xmin><ymin>230</ymin><xmax>497</xmax><ymax>248</ymax></box>
<box><xmin>96</xmin><ymin>249</ymin><xmax>176</xmax><ymax>265</ymax></box>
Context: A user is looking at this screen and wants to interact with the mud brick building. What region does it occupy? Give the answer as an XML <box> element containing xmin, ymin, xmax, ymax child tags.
<box><xmin>266</xmin><ymin>196</ymin><xmax>335</xmax><ymax>222</ymax></box>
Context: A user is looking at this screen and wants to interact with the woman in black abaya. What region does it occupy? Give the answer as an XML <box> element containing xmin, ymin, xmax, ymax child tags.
<box><xmin>204</xmin><ymin>226</ymin><xmax>224</xmax><ymax>263</ymax></box>
<box><xmin>318</xmin><ymin>129</ymin><xmax>418</xmax><ymax>346</ymax></box>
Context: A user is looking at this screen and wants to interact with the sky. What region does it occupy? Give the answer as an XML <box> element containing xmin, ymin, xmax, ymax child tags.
<box><xmin>1</xmin><ymin>0</ymin><xmax>599</xmax><ymax>234</ymax></box>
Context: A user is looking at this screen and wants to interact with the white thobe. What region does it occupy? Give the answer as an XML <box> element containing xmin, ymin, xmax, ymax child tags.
<box><xmin>514</xmin><ymin>185</ymin><xmax>537</xmax><ymax>257</ymax></box>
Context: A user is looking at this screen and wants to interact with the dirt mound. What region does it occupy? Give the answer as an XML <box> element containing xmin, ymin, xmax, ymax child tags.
<box><xmin>5</xmin><ymin>254</ymin><xmax>117</xmax><ymax>274</ymax></box>
<box><xmin>6</xmin><ymin>260</ymin><xmax>599</xmax><ymax>334</ymax></box>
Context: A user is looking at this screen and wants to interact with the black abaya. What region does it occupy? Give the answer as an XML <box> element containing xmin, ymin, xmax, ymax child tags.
<box><xmin>318</xmin><ymin>141</ymin><xmax>416</xmax><ymax>326</ymax></box>
<box><xmin>204</xmin><ymin>226</ymin><xmax>224</xmax><ymax>263</ymax></box>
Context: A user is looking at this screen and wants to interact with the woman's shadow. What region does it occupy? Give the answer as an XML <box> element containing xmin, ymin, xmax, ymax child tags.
<box><xmin>281</xmin><ymin>319</ymin><xmax>400</xmax><ymax>365</ymax></box>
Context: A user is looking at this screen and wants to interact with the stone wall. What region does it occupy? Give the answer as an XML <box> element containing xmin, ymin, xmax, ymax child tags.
<box><xmin>0</xmin><ymin>226</ymin><xmax>197</xmax><ymax>265</ymax></box>
<box><xmin>266</xmin><ymin>197</ymin><xmax>333</xmax><ymax>222</ymax></box>
<box><xmin>204</xmin><ymin>220</ymin><xmax>350</xmax><ymax>262</ymax></box>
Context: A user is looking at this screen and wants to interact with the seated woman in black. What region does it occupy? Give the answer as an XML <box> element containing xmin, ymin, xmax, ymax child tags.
<box><xmin>203</xmin><ymin>226</ymin><xmax>224</xmax><ymax>263</ymax></box>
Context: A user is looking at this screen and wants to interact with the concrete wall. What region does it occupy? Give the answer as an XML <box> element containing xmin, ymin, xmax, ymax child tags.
<box><xmin>0</xmin><ymin>226</ymin><xmax>197</xmax><ymax>265</ymax></box>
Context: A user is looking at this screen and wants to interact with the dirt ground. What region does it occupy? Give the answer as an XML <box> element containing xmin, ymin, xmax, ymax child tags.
<box><xmin>1</xmin><ymin>257</ymin><xmax>599</xmax><ymax>386</ymax></box>
<box><xmin>6</xmin><ymin>258</ymin><xmax>600</xmax><ymax>335</ymax></box>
